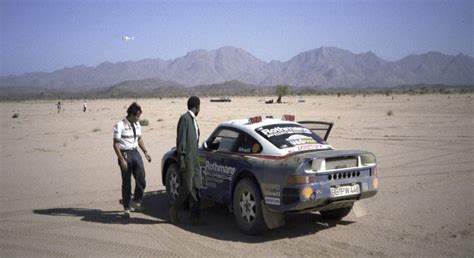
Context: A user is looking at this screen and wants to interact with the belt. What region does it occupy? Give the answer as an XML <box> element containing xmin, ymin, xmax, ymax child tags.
<box><xmin>121</xmin><ymin>147</ymin><xmax>137</xmax><ymax>152</ymax></box>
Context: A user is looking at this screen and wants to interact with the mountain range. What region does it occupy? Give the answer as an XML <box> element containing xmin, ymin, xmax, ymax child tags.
<box><xmin>1</xmin><ymin>46</ymin><xmax>473</xmax><ymax>90</ymax></box>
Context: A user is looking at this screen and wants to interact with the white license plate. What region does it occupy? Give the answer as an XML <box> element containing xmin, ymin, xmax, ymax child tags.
<box><xmin>330</xmin><ymin>184</ymin><xmax>360</xmax><ymax>197</ymax></box>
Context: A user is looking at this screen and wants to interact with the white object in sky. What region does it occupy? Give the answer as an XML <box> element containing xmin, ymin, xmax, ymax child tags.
<box><xmin>122</xmin><ymin>36</ymin><xmax>135</xmax><ymax>42</ymax></box>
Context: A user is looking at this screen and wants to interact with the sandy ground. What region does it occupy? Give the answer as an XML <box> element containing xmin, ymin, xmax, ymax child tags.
<box><xmin>1</xmin><ymin>94</ymin><xmax>473</xmax><ymax>257</ymax></box>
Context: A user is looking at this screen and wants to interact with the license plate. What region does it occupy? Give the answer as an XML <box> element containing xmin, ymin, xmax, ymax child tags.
<box><xmin>330</xmin><ymin>184</ymin><xmax>360</xmax><ymax>197</ymax></box>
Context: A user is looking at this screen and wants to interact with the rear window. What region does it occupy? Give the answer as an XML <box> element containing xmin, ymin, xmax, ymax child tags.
<box><xmin>255</xmin><ymin>123</ymin><xmax>324</xmax><ymax>149</ymax></box>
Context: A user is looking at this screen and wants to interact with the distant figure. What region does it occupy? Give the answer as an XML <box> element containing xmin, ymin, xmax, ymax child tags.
<box><xmin>83</xmin><ymin>100</ymin><xmax>87</xmax><ymax>112</ymax></box>
<box><xmin>169</xmin><ymin>96</ymin><xmax>202</xmax><ymax>225</ymax></box>
<box><xmin>113</xmin><ymin>102</ymin><xmax>152</xmax><ymax>218</ymax></box>
<box><xmin>57</xmin><ymin>101</ymin><xmax>62</xmax><ymax>113</ymax></box>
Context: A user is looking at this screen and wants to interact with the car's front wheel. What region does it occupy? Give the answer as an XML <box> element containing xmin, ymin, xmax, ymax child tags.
<box><xmin>233</xmin><ymin>178</ymin><xmax>268</xmax><ymax>235</ymax></box>
<box><xmin>320</xmin><ymin>204</ymin><xmax>353</xmax><ymax>220</ymax></box>
<box><xmin>165</xmin><ymin>163</ymin><xmax>181</xmax><ymax>206</ymax></box>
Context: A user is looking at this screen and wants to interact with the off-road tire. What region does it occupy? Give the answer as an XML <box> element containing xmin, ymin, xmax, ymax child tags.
<box><xmin>233</xmin><ymin>178</ymin><xmax>268</xmax><ymax>235</ymax></box>
<box><xmin>165</xmin><ymin>163</ymin><xmax>181</xmax><ymax>206</ymax></box>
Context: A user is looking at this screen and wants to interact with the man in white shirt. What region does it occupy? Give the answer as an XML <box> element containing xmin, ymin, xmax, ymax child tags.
<box><xmin>113</xmin><ymin>102</ymin><xmax>152</xmax><ymax>218</ymax></box>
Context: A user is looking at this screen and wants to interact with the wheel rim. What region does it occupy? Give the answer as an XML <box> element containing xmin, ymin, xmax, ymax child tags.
<box><xmin>169</xmin><ymin>171</ymin><xmax>179</xmax><ymax>200</ymax></box>
<box><xmin>239</xmin><ymin>190</ymin><xmax>256</xmax><ymax>223</ymax></box>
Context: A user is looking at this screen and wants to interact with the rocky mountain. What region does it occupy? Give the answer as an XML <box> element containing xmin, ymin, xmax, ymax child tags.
<box><xmin>1</xmin><ymin>46</ymin><xmax>473</xmax><ymax>89</ymax></box>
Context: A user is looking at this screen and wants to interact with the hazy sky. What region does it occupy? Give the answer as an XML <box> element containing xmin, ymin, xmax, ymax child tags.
<box><xmin>1</xmin><ymin>0</ymin><xmax>472</xmax><ymax>76</ymax></box>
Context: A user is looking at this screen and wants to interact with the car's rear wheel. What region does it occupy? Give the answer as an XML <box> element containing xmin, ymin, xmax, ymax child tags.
<box><xmin>233</xmin><ymin>178</ymin><xmax>268</xmax><ymax>235</ymax></box>
<box><xmin>165</xmin><ymin>163</ymin><xmax>181</xmax><ymax>206</ymax></box>
<box><xmin>320</xmin><ymin>205</ymin><xmax>353</xmax><ymax>220</ymax></box>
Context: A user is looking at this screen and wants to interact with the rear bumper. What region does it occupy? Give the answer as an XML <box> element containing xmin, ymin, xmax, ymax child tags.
<box><xmin>266</xmin><ymin>174</ymin><xmax>378</xmax><ymax>213</ymax></box>
<box><xmin>281</xmin><ymin>189</ymin><xmax>377</xmax><ymax>213</ymax></box>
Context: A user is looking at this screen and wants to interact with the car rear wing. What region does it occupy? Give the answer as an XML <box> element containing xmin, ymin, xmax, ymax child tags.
<box><xmin>298</xmin><ymin>121</ymin><xmax>333</xmax><ymax>141</ymax></box>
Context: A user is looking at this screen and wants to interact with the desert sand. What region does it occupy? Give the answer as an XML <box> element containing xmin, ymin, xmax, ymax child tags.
<box><xmin>1</xmin><ymin>94</ymin><xmax>473</xmax><ymax>256</ymax></box>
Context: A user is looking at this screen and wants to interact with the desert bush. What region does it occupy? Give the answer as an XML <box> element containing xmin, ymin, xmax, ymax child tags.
<box><xmin>276</xmin><ymin>84</ymin><xmax>289</xmax><ymax>103</ymax></box>
<box><xmin>12</xmin><ymin>113</ymin><xmax>19</xmax><ymax>118</ymax></box>
<box><xmin>157</xmin><ymin>118</ymin><xmax>164</xmax><ymax>122</ymax></box>
<box><xmin>387</xmin><ymin>110</ymin><xmax>394</xmax><ymax>116</ymax></box>
<box><xmin>139</xmin><ymin>119</ymin><xmax>149</xmax><ymax>126</ymax></box>
<box><xmin>92</xmin><ymin>128</ymin><xmax>101</xmax><ymax>132</ymax></box>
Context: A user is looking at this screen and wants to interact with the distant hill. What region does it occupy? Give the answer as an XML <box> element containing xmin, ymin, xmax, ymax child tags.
<box><xmin>1</xmin><ymin>46</ymin><xmax>473</xmax><ymax>91</ymax></box>
<box><xmin>2</xmin><ymin>79</ymin><xmax>472</xmax><ymax>100</ymax></box>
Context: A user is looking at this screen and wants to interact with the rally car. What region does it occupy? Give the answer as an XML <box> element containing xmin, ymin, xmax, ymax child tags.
<box><xmin>161</xmin><ymin>115</ymin><xmax>378</xmax><ymax>234</ymax></box>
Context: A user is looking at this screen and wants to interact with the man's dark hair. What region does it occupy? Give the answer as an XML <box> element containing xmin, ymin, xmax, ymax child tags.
<box><xmin>187</xmin><ymin>96</ymin><xmax>200</xmax><ymax>110</ymax></box>
<box><xmin>127</xmin><ymin>102</ymin><xmax>142</xmax><ymax>116</ymax></box>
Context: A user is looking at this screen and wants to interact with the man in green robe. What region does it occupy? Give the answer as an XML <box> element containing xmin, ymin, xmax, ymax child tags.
<box><xmin>169</xmin><ymin>96</ymin><xmax>202</xmax><ymax>224</ymax></box>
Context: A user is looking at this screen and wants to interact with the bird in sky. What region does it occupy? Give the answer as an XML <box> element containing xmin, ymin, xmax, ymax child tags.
<box><xmin>122</xmin><ymin>35</ymin><xmax>135</xmax><ymax>42</ymax></box>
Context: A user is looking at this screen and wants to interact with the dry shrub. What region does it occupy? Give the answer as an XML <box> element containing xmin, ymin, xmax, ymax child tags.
<box><xmin>92</xmin><ymin>128</ymin><xmax>101</xmax><ymax>132</ymax></box>
<box><xmin>387</xmin><ymin>110</ymin><xmax>394</xmax><ymax>116</ymax></box>
<box><xmin>12</xmin><ymin>113</ymin><xmax>19</xmax><ymax>119</ymax></box>
<box><xmin>139</xmin><ymin>119</ymin><xmax>149</xmax><ymax>126</ymax></box>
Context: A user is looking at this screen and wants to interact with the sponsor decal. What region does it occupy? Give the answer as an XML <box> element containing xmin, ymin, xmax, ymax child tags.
<box><xmin>206</xmin><ymin>182</ymin><xmax>217</xmax><ymax>188</ymax></box>
<box><xmin>265</xmin><ymin>197</ymin><xmax>281</xmax><ymax>205</ymax></box>
<box><xmin>285</xmin><ymin>134</ymin><xmax>317</xmax><ymax>146</ymax></box>
<box><xmin>200</xmin><ymin>160</ymin><xmax>236</xmax><ymax>188</ymax></box>
<box><xmin>238</xmin><ymin>147</ymin><xmax>250</xmax><ymax>153</ymax></box>
<box><xmin>206</xmin><ymin>161</ymin><xmax>236</xmax><ymax>175</ymax></box>
<box><xmin>203</xmin><ymin>161</ymin><xmax>236</xmax><ymax>181</ymax></box>
<box><xmin>259</xmin><ymin>126</ymin><xmax>312</xmax><ymax>138</ymax></box>
<box><xmin>362</xmin><ymin>182</ymin><xmax>368</xmax><ymax>191</ymax></box>
<box><xmin>296</xmin><ymin>144</ymin><xmax>328</xmax><ymax>151</ymax></box>
<box><xmin>262</xmin><ymin>183</ymin><xmax>281</xmax><ymax>199</ymax></box>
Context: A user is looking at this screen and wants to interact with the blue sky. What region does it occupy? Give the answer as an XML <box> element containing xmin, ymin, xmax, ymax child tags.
<box><xmin>1</xmin><ymin>0</ymin><xmax>472</xmax><ymax>76</ymax></box>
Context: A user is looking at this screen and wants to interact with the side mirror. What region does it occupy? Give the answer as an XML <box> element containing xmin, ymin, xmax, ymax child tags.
<box><xmin>202</xmin><ymin>141</ymin><xmax>208</xmax><ymax>150</ymax></box>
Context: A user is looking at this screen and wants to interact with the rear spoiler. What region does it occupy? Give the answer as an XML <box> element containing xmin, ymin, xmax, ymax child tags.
<box><xmin>298</xmin><ymin>121</ymin><xmax>334</xmax><ymax>141</ymax></box>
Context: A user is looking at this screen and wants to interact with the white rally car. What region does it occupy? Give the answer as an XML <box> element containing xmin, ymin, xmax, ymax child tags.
<box><xmin>161</xmin><ymin>115</ymin><xmax>378</xmax><ymax>234</ymax></box>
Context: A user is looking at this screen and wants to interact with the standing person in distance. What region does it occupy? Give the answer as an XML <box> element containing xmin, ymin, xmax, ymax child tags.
<box><xmin>113</xmin><ymin>102</ymin><xmax>152</xmax><ymax>218</ymax></box>
<box><xmin>83</xmin><ymin>100</ymin><xmax>87</xmax><ymax>112</ymax></box>
<box><xmin>169</xmin><ymin>96</ymin><xmax>202</xmax><ymax>225</ymax></box>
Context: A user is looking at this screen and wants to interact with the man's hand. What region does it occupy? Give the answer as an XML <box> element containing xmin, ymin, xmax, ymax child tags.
<box><xmin>145</xmin><ymin>152</ymin><xmax>152</xmax><ymax>162</ymax></box>
<box><xmin>179</xmin><ymin>156</ymin><xmax>186</xmax><ymax>173</ymax></box>
<box><xmin>119</xmin><ymin>159</ymin><xmax>128</xmax><ymax>172</ymax></box>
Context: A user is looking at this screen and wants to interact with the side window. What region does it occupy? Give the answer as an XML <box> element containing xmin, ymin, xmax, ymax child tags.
<box><xmin>234</xmin><ymin>132</ymin><xmax>262</xmax><ymax>154</ymax></box>
<box><xmin>209</xmin><ymin>129</ymin><xmax>239</xmax><ymax>152</ymax></box>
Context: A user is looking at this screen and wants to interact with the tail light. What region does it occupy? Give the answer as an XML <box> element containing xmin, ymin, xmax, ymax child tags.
<box><xmin>287</xmin><ymin>175</ymin><xmax>316</xmax><ymax>185</ymax></box>
<box><xmin>282</xmin><ymin>114</ymin><xmax>295</xmax><ymax>121</ymax></box>
<box><xmin>249</xmin><ymin>116</ymin><xmax>262</xmax><ymax>123</ymax></box>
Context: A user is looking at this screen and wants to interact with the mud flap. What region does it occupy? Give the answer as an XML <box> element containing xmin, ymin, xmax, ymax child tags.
<box><xmin>261</xmin><ymin>201</ymin><xmax>285</xmax><ymax>229</ymax></box>
<box><xmin>353</xmin><ymin>202</ymin><xmax>367</xmax><ymax>218</ymax></box>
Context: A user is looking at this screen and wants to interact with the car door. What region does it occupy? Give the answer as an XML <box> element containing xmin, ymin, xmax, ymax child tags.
<box><xmin>200</xmin><ymin>127</ymin><xmax>239</xmax><ymax>203</ymax></box>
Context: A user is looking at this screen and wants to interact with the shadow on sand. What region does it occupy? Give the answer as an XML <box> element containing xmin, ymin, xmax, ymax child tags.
<box><xmin>34</xmin><ymin>190</ymin><xmax>355</xmax><ymax>242</ymax></box>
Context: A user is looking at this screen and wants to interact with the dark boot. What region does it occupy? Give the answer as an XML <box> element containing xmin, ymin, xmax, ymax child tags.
<box><xmin>189</xmin><ymin>201</ymin><xmax>201</xmax><ymax>226</ymax></box>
